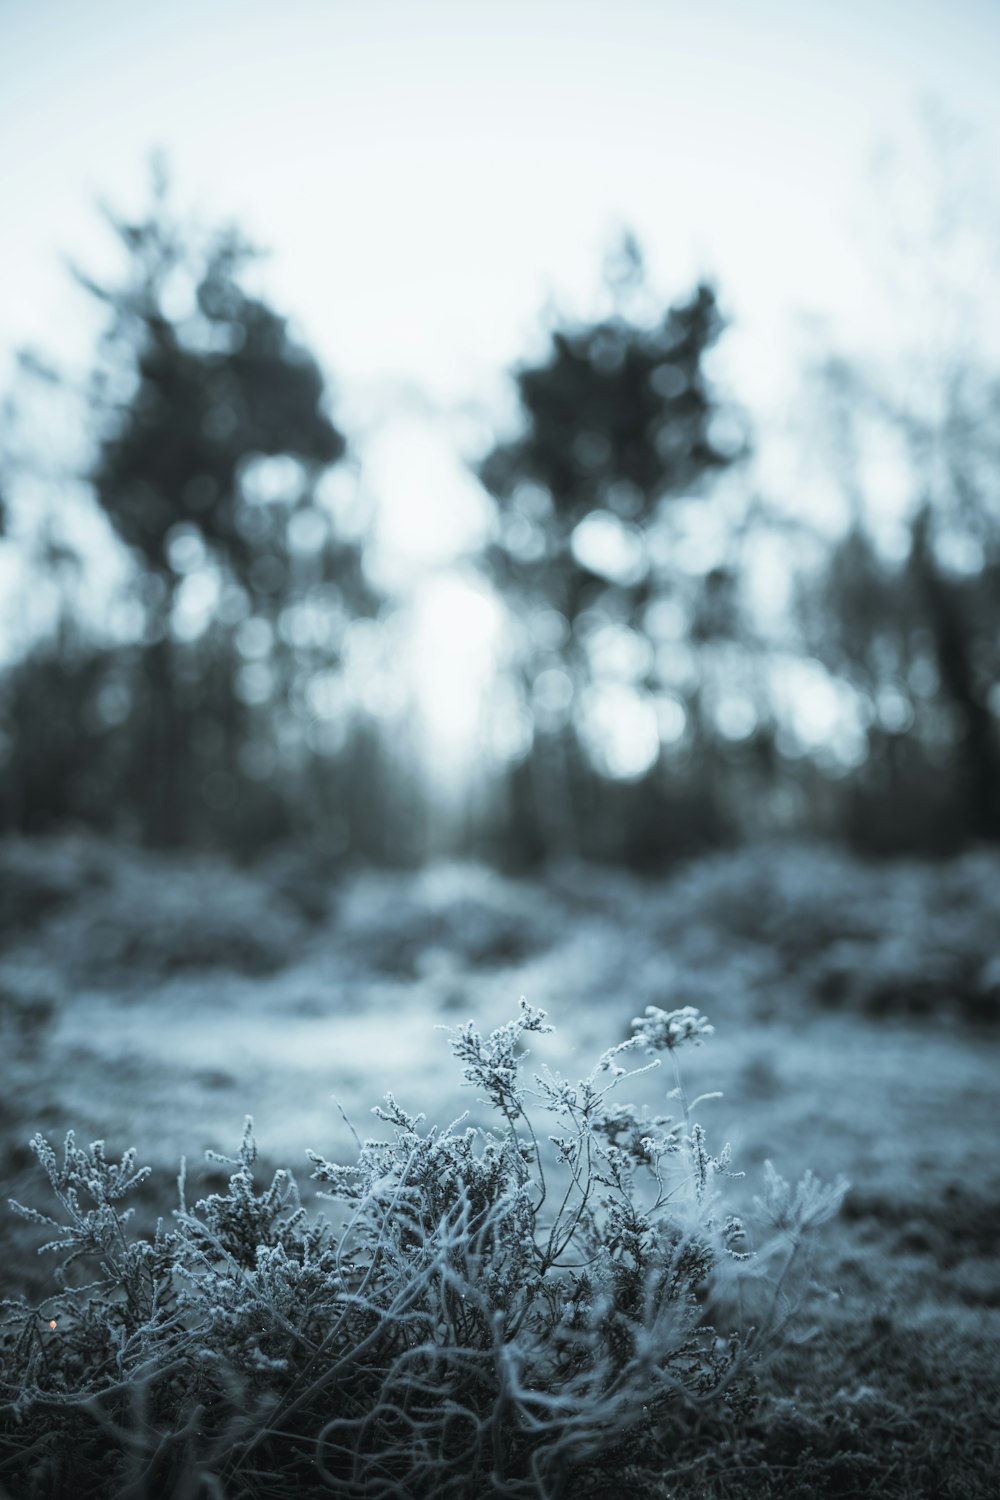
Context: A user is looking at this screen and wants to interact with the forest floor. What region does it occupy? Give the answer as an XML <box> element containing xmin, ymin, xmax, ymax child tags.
<box><xmin>1</xmin><ymin>834</ymin><xmax>999</xmax><ymax>1496</ymax></box>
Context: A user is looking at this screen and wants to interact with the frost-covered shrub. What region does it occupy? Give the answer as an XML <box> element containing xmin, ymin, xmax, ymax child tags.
<box><xmin>0</xmin><ymin>836</ymin><xmax>104</xmax><ymax>938</ymax></box>
<box><xmin>1</xmin><ymin>1004</ymin><xmax>846</xmax><ymax>1499</ymax></box>
<box><xmin>340</xmin><ymin>867</ymin><xmax>552</xmax><ymax>977</ymax></box>
<box><xmin>47</xmin><ymin>844</ymin><xmax>307</xmax><ymax>979</ymax></box>
<box><xmin>654</xmin><ymin>845</ymin><xmax>1000</xmax><ymax>1025</ymax></box>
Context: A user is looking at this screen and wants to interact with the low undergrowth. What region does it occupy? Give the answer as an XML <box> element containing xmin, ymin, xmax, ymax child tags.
<box><xmin>1</xmin><ymin>1004</ymin><xmax>847</xmax><ymax>1499</ymax></box>
<box><xmin>696</xmin><ymin>1288</ymin><xmax>1000</xmax><ymax>1500</ymax></box>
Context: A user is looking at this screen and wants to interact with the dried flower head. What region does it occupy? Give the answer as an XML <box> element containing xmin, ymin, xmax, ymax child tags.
<box><xmin>631</xmin><ymin>1004</ymin><xmax>715</xmax><ymax>1053</ymax></box>
<box><xmin>754</xmin><ymin>1160</ymin><xmax>850</xmax><ymax>1238</ymax></box>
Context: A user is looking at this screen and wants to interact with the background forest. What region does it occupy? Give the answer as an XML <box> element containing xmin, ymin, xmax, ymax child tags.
<box><xmin>2</xmin><ymin>146</ymin><xmax>999</xmax><ymax>868</ymax></box>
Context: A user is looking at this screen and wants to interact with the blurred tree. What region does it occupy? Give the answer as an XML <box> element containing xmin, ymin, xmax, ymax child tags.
<box><xmin>843</xmin><ymin>108</ymin><xmax>1000</xmax><ymax>845</ymax></box>
<box><xmin>76</xmin><ymin>163</ymin><xmax>375</xmax><ymax>844</ymax></box>
<box><xmin>477</xmin><ymin>240</ymin><xmax>750</xmax><ymax>861</ymax></box>
<box><xmin>909</xmin><ymin>495</ymin><xmax>1000</xmax><ymax>838</ymax></box>
<box><xmin>0</xmin><ymin>641</ymin><xmax>133</xmax><ymax>836</ymax></box>
<box><xmin>799</xmin><ymin>355</ymin><xmax>1000</xmax><ymax>850</ymax></box>
<box><xmin>479</xmin><ymin>261</ymin><xmax>737</xmax><ymax>608</ymax></box>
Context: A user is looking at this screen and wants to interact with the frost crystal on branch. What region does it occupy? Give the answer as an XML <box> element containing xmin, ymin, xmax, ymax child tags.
<box><xmin>631</xmin><ymin>1004</ymin><xmax>715</xmax><ymax>1052</ymax></box>
<box><xmin>754</xmin><ymin>1160</ymin><xmax>850</xmax><ymax>1238</ymax></box>
<box><xmin>447</xmin><ymin>996</ymin><xmax>553</xmax><ymax>1114</ymax></box>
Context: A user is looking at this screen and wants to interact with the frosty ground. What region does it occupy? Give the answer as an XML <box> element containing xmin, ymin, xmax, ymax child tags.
<box><xmin>2</xmin><ymin>835</ymin><xmax>999</xmax><ymax>1495</ymax></box>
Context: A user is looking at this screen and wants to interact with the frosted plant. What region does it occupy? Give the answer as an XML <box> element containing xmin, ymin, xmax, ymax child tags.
<box><xmin>754</xmin><ymin>1161</ymin><xmax>850</xmax><ymax>1240</ymax></box>
<box><xmin>1</xmin><ymin>1002</ymin><xmax>847</xmax><ymax>1500</ymax></box>
<box><xmin>630</xmin><ymin>1004</ymin><xmax>715</xmax><ymax>1052</ymax></box>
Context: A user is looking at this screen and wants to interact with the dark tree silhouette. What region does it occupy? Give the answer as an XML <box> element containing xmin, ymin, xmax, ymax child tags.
<box><xmin>477</xmin><ymin>241</ymin><xmax>748</xmax><ymax>860</ymax></box>
<box><xmin>84</xmin><ymin>213</ymin><xmax>344</xmax><ymax>596</ymax></box>
<box><xmin>78</xmin><ymin>166</ymin><xmax>373</xmax><ymax>844</ymax></box>
<box><xmin>908</xmin><ymin>503</ymin><xmax>1000</xmax><ymax>839</ymax></box>
<box><xmin>479</xmin><ymin>269</ymin><xmax>739</xmax><ymax>623</ymax></box>
<box><xmin>800</xmin><ymin>350</ymin><xmax>1000</xmax><ymax>852</ymax></box>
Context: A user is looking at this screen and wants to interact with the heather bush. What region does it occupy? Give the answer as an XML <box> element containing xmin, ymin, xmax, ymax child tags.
<box><xmin>0</xmin><ymin>1003</ymin><xmax>846</xmax><ymax>1499</ymax></box>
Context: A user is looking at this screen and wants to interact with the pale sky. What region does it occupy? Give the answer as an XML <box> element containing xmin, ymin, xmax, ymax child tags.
<box><xmin>3</xmin><ymin>0</ymin><xmax>999</xmax><ymax>409</ymax></box>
